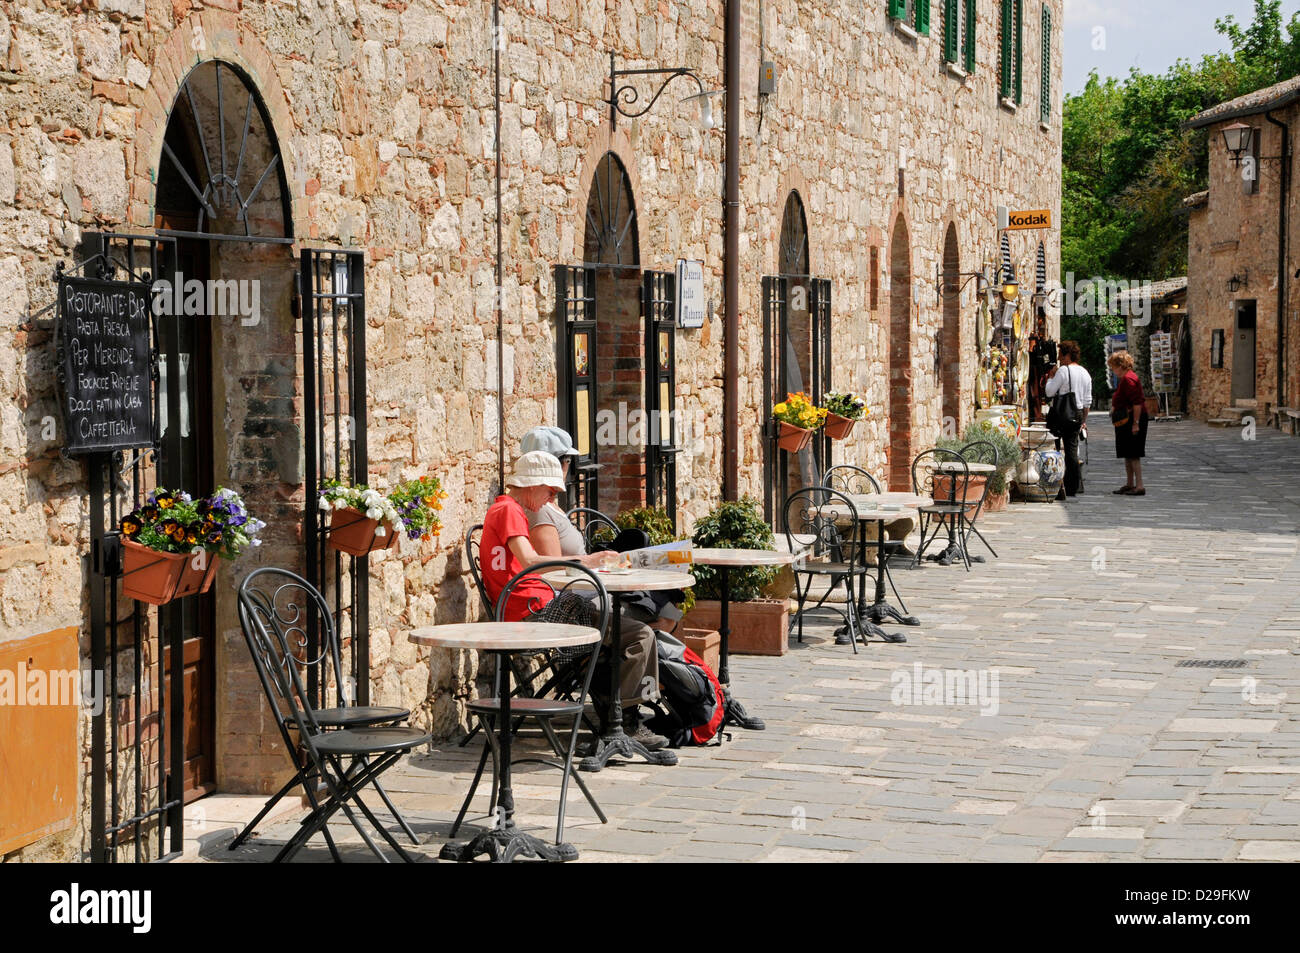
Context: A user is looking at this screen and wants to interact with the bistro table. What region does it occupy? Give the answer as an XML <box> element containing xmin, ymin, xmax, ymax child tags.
<box><xmin>409</xmin><ymin>621</ymin><xmax>600</xmax><ymax>863</ymax></box>
<box><xmin>542</xmin><ymin>567</ymin><xmax>694</xmax><ymax>772</ymax></box>
<box><xmin>928</xmin><ymin>461</ymin><xmax>996</xmax><ymax>566</ymax></box>
<box><xmin>688</xmin><ymin>548</ymin><xmax>797</xmax><ymax>731</ymax></box>
<box><xmin>823</xmin><ymin>493</ymin><xmax>931</xmax><ymax>644</ymax></box>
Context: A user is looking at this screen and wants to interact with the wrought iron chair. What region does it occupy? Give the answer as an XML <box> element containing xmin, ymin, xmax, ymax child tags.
<box><xmin>912</xmin><ymin>448</ymin><xmax>973</xmax><ymax>571</ymax></box>
<box><xmin>822</xmin><ymin>463</ymin><xmax>914</xmax><ymax>610</ymax></box>
<box><xmin>783</xmin><ymin>486</ymin><xmax>871</xmax><ymax>652</ymax></box>
<box><xmin>957</xmin><ymin>440</ymin><xmax>1000</xmax><ymax>560</ymax></box>
<box><xmin>236</xmin><ymin>568</ymin><xmax>431</xmax><ymax>862</ymax></box>
<box><xmin>567</xmin><ymin>506</ymin><xmax>619</xmax><ymax>550</ymax></box>
<box><xmin>451</xmin><ymin>560</ymin><xmax>610</xmax><ymax>846</ymax></box>
<box><xmin>466</xmin><ymin>523</ymin><xmax>494</xmax><ymax>617</ymax></box>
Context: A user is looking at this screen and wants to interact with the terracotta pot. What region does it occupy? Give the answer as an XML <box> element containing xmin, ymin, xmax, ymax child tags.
<box><xmin>1144</xmin><ymin>396</ymin><xmax>1160</xmax><ymax>417</ymax></box>
<box><xmin>776</xmin><ymin>421</ymin><xmax>814</xmax><ymax>453</ymax></box>
<box><xmin>120</xmin><ymin>539</ymin><xmax>188</xmax><ymax>605</ymax></box>
<box><xmin>327</xmin><ymin>507</ymin><xmax>401</xmax><ymax>557</ymax></box>
<box><xmin>174</xmin><ymin>551</ymin><xmax>219</xmax><ymax>599</ymax></box>
<box><xmin>983</xmin><ymin>488</ymin><xmax>1009</xmax><ymax>512</ymax></box>
<box><xmin>679</xmin><ymin>628</ymin><xmax>721</xmax><ymax>673</ymax></box>
<box><xmin>934</xmin><ymin>474</ymin><xmax>989</xmax><ymax>518</ymax></box>
<box><xmin>681</xmin><ymin>599</ymin><xmax>791</xmax><ymax>657</ymax></box>
<box><xmin>823</xmin><ymin>412</ymin><xmax>857</xmax><ymax>440</ymax></box>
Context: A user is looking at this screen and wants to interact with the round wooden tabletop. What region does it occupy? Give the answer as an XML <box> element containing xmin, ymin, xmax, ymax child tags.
<box><xmin>541</xmin><ymin>567</ymin><xmax>695</xmax><ymax>592</ymax></box>
<box><xmin>408</xmin><ymin>621</ymin><xmax>600</xmax><ymax>651</ymax></box>
<box><xmin>690</xmin><ymin>547</ymin><xmax>796</xmax><ymax>567</ymax></box>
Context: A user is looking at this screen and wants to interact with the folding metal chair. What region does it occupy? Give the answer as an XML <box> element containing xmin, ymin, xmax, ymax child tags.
<box><xmin>236</xmin><ymin>568</ymin><xmax>431</xmax><ymax>862</ymax></box>
<box><xmin>451</xmin><ymin>560</ymin><xmax>610</xmax><ymax>846</ymax></box>
<box><xmin>822</xmin><ymin>463</ymin><xmax>914</xmax><ymax>609</ymax></box>
<box><xmin>783</xmin><ymin>486</ymin><xmax>871</xmax><ymax>653</ymax></box>
<box><xmin>957</xmin><ymin>440</ymin><xmax>1000</xmax><ymax>561</ymax></box>
<box><xmin>230</xmin><ymin>568</ymin><xmax>419</xmax><ymax>857</ymax></box>
<box><xmin>912</xmin><ymin>448</ymin><xmax>973</xmax><ymax>571</ymax></box>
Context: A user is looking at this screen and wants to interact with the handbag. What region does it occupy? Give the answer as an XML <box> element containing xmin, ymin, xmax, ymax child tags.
<box><xmin>1110</xmin><ymin>405</ymin><xmax>1130</xmax><ymax>428</ymax></box>
<box><xmin>1046</xmin><ymin>366</ymin><xmax>1083</xmax><ymax>437</ymax></box>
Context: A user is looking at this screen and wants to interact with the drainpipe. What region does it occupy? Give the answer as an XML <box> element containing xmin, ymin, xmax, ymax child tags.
<box><xmin>1266</xmin><ymin>111</ymin><xmax>1289</xmax><ymax>411</ymax></box>
<box><xmin>723</xmin><ymin>0</ymin><xmax>740</xmax><ymax>500</ymax></box>
<box><xmin>494</xmin><ymin>0</ymin><xmax>505</xmax><ymax>494</ymax></box>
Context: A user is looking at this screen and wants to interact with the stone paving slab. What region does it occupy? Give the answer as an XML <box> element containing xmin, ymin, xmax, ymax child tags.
<box><xmin>199</xmin><ymin>421</ymin><xmax>1300</xmax><ymax>863</ymax></box>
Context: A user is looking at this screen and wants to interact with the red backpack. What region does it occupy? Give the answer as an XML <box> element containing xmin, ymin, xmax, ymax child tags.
<box><xmin>647</xmin><ymin>632</ymin><xmax>726</xmax><ymax>746</ymax></box>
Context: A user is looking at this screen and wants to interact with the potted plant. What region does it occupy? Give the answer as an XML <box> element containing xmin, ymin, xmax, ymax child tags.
<box><xmin>615</xmin><ymin>505</ymin><xmax>695</xmax><ymax>615</ymax></box>
<box><xmin>320</xmin><ymin>480</ymin><xmax>402</xmax><ymax>556</ymax></box>
<box><xmin>118</xmin><ymin>487</ymin><xmax>265</xmax><ymax>605</ymax></box>
<box><xmin>320</xmin><ymin>476</ymin><xmax>447</xmax><ymax>556</ymax></box>
<box><xmin>773</xmin><ymin>392</ymin><xmax>827</xmax><ymax>453</ymax></box>
<box><xmin>936</xmin><ymin>422</ymin><xmax>1020</xmax><ymax>513</ymax></box>
<box><xmin>822</xmin><ymin>391</ymin><xmax>868</xmax><ymax>440</ymax></box>
<box><xmin>679</xmin><ymin>497</ymin><xmax>790</xmax><ymax>656</ymax></box>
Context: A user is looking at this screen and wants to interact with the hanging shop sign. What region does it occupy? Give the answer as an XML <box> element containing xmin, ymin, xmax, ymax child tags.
<box><xmin>1005</xmin><ymin>209</ymin><xmax>1052</xmax><ymax>231</ymax></box>
<box><xmin>676</xmin><ymin>258</ymin><xmax>706</xmax><ymax>328</ymax></box>
<box><xmin>58</xmin><ymin>276</ymin><xmax>152</xmax><ymax>454</ymax></box>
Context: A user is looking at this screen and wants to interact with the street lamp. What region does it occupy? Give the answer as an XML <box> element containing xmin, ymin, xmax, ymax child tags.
<box><xmin>1222</xmin><ymin>122</ymin><xmax>1253</xmax><ymax>164</ymax></box>
<box><xmin>1001</xmin><ymin>275</ymin><xmax>1020</xmax><ymax>302</ymax></box>
<box><xmin>605</xmin><ymin>52</ymin><xmax>721</xmax><ymax>131</ymax></box>
<box><xmin>1227</xmin><ymin>272</ymin><xmax>1247</xmax><ymax>294</ymax></box>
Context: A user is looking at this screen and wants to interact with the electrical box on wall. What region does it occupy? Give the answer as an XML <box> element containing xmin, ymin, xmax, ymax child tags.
<box><xmin>759</xmin><ymin>62</ymin><xmax>777</xmax><ymax>96</ymax></box>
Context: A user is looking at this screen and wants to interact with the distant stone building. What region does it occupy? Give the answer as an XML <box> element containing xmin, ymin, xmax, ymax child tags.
<box><xmin>1186</xmin><ymin>77</ymin><xmax>1300</xmax><ymax>424</ymax></box>
<box><xmin>0</xmin><ymin>1</ymin><xmax>1061</xmax><ymax>860</ymax></box>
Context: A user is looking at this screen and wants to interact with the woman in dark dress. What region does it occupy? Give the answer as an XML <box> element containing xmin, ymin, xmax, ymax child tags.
<box><xmin>1107</xmin><ymin>350</ymin><xmax>1148</xmax><ymax>496</ymax></box>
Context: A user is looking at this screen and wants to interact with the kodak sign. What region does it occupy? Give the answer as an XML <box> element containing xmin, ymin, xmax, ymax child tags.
<box><xmin>1006</xmin><ymin>209</ymin><xmax>1052</xmax><ymax>230</ymax></box>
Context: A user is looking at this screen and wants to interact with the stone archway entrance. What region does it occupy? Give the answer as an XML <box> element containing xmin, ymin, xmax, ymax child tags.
<box><xmin>888</xmin><ymin>215</ymin><xmax>913</xmax><ymax>490</ymax></box>
<box><xmin>152</xmin><ymin>59</ymin><xmax>295</xmax><ymax>799</ymax></box>
<box><xmin>941</xmin><ymin>223</ymin><xmax>962</xmax><ymax>435</ymax></box>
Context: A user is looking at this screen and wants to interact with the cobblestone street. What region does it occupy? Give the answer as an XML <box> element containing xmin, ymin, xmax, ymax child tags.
<box><xmin>208</xmin><ymin>420</ymin><xmax>1300</xmax><ymax>862</ymax></box>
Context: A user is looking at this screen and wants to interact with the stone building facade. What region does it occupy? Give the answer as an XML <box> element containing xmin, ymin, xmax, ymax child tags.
<box><xmin>0</xmin><ymin>0</ymin><xmax>1061</xmax><ymax>860</ymax></box>
<box><xmin>1186</xmin><ymin>78</ymin><xmax>1300</xmax><ymax>421</ymax></box>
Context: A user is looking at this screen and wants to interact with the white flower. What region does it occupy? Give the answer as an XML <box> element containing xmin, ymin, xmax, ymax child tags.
<box><xmin>374</xmin><ymin>525</ymin><xmax>387</xmax><ymax>537</ymax></box>
<box><xmin>333</xmin><ymin>499</ymin><xmax>350</xmax><ymax>511</ymax></box>
<box><xmin>366</xmin><ymin>506</ymin><xmax>383</xmax><ymax>520</ymax></box>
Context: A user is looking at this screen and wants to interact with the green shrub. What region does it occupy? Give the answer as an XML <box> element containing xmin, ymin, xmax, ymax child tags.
<box><xmin>614</xmin><ymin>506</ymin><xmax>677</xmax><ymax>545</ymax></box>
<box><xmin>689</xmin><ymin>497</ymin><xmax>777</xmax><ymax>601</ymax></box>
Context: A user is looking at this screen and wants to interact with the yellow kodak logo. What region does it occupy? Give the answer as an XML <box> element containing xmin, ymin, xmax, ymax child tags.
<box><xmin>1006</xmin><ymin>209</ymin><xmax>1052</xmax><ymax>230</ymax></box>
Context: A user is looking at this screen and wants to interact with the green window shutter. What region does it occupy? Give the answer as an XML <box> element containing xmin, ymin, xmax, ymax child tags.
<box><xmin>944</xmin><ymin>0</ymin><xmax>959</xmax><ymax>62</ymax></box>
<box><xmin>917</xmin><ymin>0</ymin><xmax>932</xmax><ymax>35</ymax></box>
<box><xmin>889</xmin><ymin>0</ymin><xmax>906</xmax><ymax>19</ymax></box>
<box><xmin>1000</xmin><ymin>0</ymin><xmax>1012</xmax><ymax>98</ymax></box>
<box><xmin>1040</xmin><ymin>5</ymin><xmax>1051</xmax><ymax>122</ymax></box>
<box><xmin>965</xmin><ymin>0</ymin><xmax>977</xmax><ymax>73</ymax></box>
<box><xmin>1014</xmin><ymin>0</ymin><xmax>1023</xmax><ymax>103</ymax></box>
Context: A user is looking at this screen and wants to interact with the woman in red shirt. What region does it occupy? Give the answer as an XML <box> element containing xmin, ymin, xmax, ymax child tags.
<box><xmin>1107</xmin><ymin>350</ymin><xmax>1148</xmax><ymax>496</ymax></box>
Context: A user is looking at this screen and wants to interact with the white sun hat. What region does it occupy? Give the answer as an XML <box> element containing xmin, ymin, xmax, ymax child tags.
<box><xmin>506</xmin><ymin>451</ymin><xmax>566</xmax><ymax>490</ymax></box>
<box><xmin>520</xmin><ymin>426</ymin><xmax>577</xmax><ymax>458</ymax></box>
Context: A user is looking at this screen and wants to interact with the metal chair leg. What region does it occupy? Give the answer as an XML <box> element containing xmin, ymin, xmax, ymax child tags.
<box><xmin>228</xmin><ymin>768</ymin><xmax>304</xmax><ymax>850</ymax></box>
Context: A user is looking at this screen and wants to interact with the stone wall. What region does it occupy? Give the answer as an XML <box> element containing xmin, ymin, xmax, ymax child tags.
<box><xmin>0</xmin><ymin>0</ymin><xmax>1061</xmax><ymax>859</ymax></box>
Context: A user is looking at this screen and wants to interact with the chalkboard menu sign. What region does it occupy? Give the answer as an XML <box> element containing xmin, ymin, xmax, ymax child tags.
<box><xmin>58</xmin><ymin>276</ymin><xmax>153</xmax><ymax>454</ymax></box>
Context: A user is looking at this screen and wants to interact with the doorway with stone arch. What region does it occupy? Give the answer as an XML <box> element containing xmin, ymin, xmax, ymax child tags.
<box><xmin>150</xmin><ymin>58</ymin><xmax>296</xmax><ymax>801</ymax></box>
<box><xmin>940</xmin><ymin>223</ymin><xmax>962</xmax><ymax>436</ymax></box>
<box><xmin>761</xmin><ymin>190</ymin><xmax>831</xmax><ymax>523</ymax></box>
<box><xmin>888</xmin><ymin>214</ymin><xmax>913</xmax><ymax>490</ymax></box>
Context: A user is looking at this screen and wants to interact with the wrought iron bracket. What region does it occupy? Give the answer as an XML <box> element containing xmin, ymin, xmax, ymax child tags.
<box><xmin>607</xmin><ymin>51</ymin><xmax>708</xmax><ymax>131</ymax></box>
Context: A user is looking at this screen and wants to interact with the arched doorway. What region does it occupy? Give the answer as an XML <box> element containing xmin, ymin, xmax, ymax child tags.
<box><xmin>941</xmin><ymin>224</ymin><xmax>962</xmax><ymax>436</ymax></box>
<box><xmin>153</xmin><ymin>59</ymin><xmax>294</xmax><ymax>799</ymax></box>
<box><xmin>762</xmin><ymin>191</ymin><xmax>831</xmax><ymax>521</ymax></box>
<box><xmin>888</xmin><ymin>214</ymin><xmax>912</xmax><ymax>490</ymax></box>
<box><xmin>567</xmin><ymin>153</ymin><xmax>644</xmax><ymax>517</ymax></box>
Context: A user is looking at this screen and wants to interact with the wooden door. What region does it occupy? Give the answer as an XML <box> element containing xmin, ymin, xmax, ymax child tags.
<box><xmin>1233</xmin><ymin>301</ymin><xmax>1256</xmax><ymax>402</ymax></box>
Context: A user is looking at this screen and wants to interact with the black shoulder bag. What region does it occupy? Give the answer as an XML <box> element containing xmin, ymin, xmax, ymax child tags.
<box><xmin>1046</xmin><ymin>365</ymin><xmax>1083</xmax><ymax>437</ymax></box>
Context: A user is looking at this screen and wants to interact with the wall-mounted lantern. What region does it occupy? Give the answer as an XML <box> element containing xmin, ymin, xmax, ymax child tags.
<box><xmin>1221</xmin><ymin>123</ymin><xmax>1253</xmax><ymax>165</ymax></box>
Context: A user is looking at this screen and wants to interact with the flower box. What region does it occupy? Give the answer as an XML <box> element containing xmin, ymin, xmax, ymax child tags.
<box><xmin>679</xmin><ymin>628</ymin><xmax>721</xmax><ymax>673</ymax></box>
<box><xmin>327</xmin><ymin>507</ymin><xmax>401</xmax><ymax>557</ymax></box>
<box><xmin>776</xmin><ymin>421</ymin><xmax>814</xmax><ymax>453</ymax></box>
<box><xmin>120</xmin><ymin>539</ymin><xmax>189</xmax><ymax>606</ymax></box>
<box><xmin>823</xmin><ymin>412</ymin><xmax>856</xmax><ymax>440</ymax></box>
<box><xmin>680</xmin><ymin>599</ymin><xmax>790</xmax><ymax>657</ymax></box>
